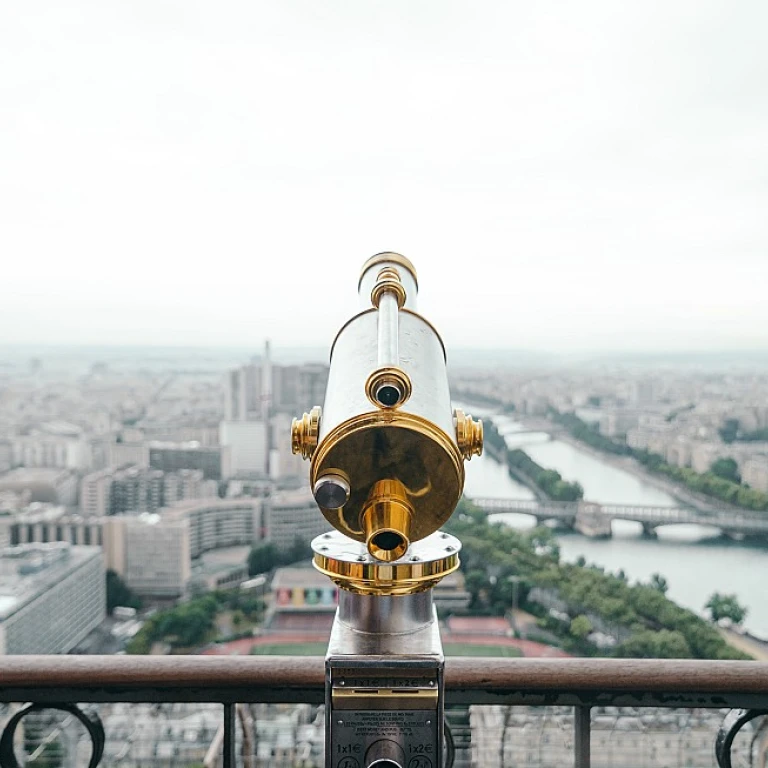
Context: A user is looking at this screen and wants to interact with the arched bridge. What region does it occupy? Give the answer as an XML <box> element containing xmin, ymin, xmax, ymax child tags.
<box><xmin>469</xmin><ymin>497</ymin><xmax>768</xmax><ymax>539</ymax></box>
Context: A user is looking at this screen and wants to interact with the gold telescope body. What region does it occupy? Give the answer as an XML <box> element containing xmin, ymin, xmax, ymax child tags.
<box><xmin>292</xmin><ymin>252</ymin><xmax>482</xmax><ymax>572</ymax></box>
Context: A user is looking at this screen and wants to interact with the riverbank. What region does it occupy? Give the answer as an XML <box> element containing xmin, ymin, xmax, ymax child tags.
<box><xmin>464</xmin><ymin>421</ymin><xmax>768</xmax><ymax>638</ymax></box>
<box><xmin>520</xmin><ymin>420</ymin><xmax>733</xmax><ymax>513</ymax></box>
<box><xmin>505</xmin><ymin>462</ymin><xmax>550</xmax><ymax>501</ymax></box>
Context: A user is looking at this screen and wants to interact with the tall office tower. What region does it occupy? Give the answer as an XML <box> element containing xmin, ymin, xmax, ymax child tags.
<box><xmin>224</xmin><ymin>367</ymin><xmax>248</xmax><ymax>421</ymax></box>
<box><xmin>224</xmin><ymin>344</ymin><xmax>329</xmax><ymax>421</ymax></box>
<box><xmin>265</xmin><ymin>488</ymin><xmax>333</xmax><ymax>553</ymax></box>
<box><xmin>271</xmin><ymin>364</ymin><xmax>329</xmax><ymax>414</ymax></box>
<box><xmin>80</xmin><ymin>467</ymin><xmax>115</xmax><ymax>516</ymax></box>
<box><xmin>298</xmin><ymin>363</ymin><xmax>329</xmax><ymax>413</ymax></box>
<box><xmin>219</xmin><ymin>421</ymin><xmax>268</xmax><ymax>477</ymax></box>
<box><xmin>109</xmin><ymin>466</ymin><xmax>165</xmax><ymax>515</ymax></box>
<box><xmin>224</xmin><ymin>363</ymin><xmax>264</xmax><ymax>421</ymax></box>
<box><xmin>122</xmin><ymin>515</ymin><xmax>191</xmax><ymax>598</ymax></box>
<box><xmin>148</xmin><ymin>442</ymin><xmax>225</xmax><ymax>481</ymax></box>
<box><xmin>262</xmin><ymin>340</ymin><xmax>272</xmax><ymax>421</ymax></box>
<box><xmin>0</xmin><ymin>543</ymin><xmax>105</xmax><ymax>654</ymax></box>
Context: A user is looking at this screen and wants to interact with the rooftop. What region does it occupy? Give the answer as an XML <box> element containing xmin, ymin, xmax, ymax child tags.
<box><xmin>0</xmin><ymin>542</ymin><xmax>102</xmax><ymax>621</ymax></box>
<box><xmin>0</xmin><ymin>467</ymin><xmax>73</xmax><ymax>483</ymax></box>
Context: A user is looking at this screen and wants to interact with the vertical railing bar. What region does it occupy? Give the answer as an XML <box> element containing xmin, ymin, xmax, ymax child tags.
<box><xmin>223</xmin><ymin>702</ymin><xmax>236</xmax><ymax>768</ymax></box>
<box><xmin>574</xmin><ymin>705</ymin><xmax>591</xmax><ymax>768</ymax></box>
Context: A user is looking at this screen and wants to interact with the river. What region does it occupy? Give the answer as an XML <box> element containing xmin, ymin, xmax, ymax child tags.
<box><xmin>461</xmin><ymin>412</ymin><xmax>768</xmax><ymax>637</ymax></box>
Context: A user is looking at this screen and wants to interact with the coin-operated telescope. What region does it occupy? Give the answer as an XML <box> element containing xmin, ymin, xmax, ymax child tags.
<box><xmin>292</xmin><ymin>253</ymin><xmax>482</xmax><ymax>768</ymax></box>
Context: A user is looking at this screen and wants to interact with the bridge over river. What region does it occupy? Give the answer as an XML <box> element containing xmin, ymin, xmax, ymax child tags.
<box><xmin>470</xmin><ymin>497</ymin><xmax>768</xmax><ymax>539</ymax></box>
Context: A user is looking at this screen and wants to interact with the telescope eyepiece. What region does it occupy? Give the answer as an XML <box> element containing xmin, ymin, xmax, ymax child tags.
<box><xmin>362</xmin><ymin>479</ymin><xmax>413</xmax><ymax>562</ymax></box>
<box><xmin>375</xmin><ymin>383</ymin><xmax>401</xmax><ymax>407</ymax></box>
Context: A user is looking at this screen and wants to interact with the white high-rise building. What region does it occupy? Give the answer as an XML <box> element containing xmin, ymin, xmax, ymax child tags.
<box><xmin>223</xmin><ymin>347</ymin><xmax>328</xmax><ymax>422</ymax></box>
<box><xmin>0</xmin><ymin>543</ymin><xmax>105</xmax><ymax>654</ymax></box>
<box><xmin>266</xmin><ymin>489</ymin><xmax>331</xmax><ymax>553</ymax></box>
<box><xmin>123</xmin><ymin>515</ymin><xmax>191</xmax><ymax>598</ymax></box>
<box><xmin>80</xmin><ymin>467</ymin><xmax>115</xmax><ymax>516</ymax></box>
<box><xmin>162</xmin><ymin>498</ymin><xmax>263</xmax><ymax>558</ymax></box>
<box><xmin>219</xmin><ymin>420</ymin><xmax>268</xmax><ymax>477</ymax></box>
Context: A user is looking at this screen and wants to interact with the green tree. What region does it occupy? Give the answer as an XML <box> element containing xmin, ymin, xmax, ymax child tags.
<box><xmin>737</xmin><ymin>427</ymin><xmax>768</xmax><ymax>442</ymax></box>
<box><xmin>248</xmin><ymin>542</ymin><xmax>280</xmax><ymax>575</ymax></box>
<box><xmin>648</xmin><ymin>573</ymin><xmax>669</xmax><ymax>594</ymax></box>
<box><xmin>106</xmin><ymin>569</ymin><xmax>142</xmax><ymax>614</ymax></box>
<box><xmin>710</xmin><ymin>457</ymin><xmax>741</xmax><ymax>483</ymax></box>
<box><xmin>526</xmin><ymin>527</ymin><xmax>560</xmax><ymax>561</ymax></box>
<box><xmin>718</xmin><ymin>419</ymin><xmax>740</xmax><ymax>444</ymax></box>
<box><xmin>615</xmin><ymin>629</ymin><xmax>692</xmax><ymax>659</ymax></box>
<box><xmin>706</xmin><ymin>593</ymin><xmax>748</xmax><ymax>625</ymax></box>
<box><xmin>570</xmin><ymin>615</ymin><xmax>593</xmax><ymax>639</ymax></box>
<box><xmin>465</xmin><ymin>569</ymin><xmax>490</xmax><ymax>609</ymax></box>
<box><xmin>286</xmin><ymin>536</ymin><xmax>310</xmax><ymax>564</ymax></box>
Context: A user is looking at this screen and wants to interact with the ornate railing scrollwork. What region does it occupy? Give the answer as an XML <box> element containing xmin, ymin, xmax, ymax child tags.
<box><xmin>0</xmin><ymin>702</ymin><xmax>105</xmax><ymax>768</ymax></box>
<box><xmin>715</xmin><ymin>708</ymin><xmax>768</xmax><ymax>768</ymax></box>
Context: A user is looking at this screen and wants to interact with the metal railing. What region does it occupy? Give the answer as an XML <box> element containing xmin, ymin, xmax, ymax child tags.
<box><xmin>1</xmin><ymin>656</ymin><xmax>767</xmax><ymax>767</ymax></box>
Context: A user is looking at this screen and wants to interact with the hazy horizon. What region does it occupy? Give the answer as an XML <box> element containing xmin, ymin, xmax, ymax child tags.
<box><xmin>3</xmin><ymin>341</ymin><xmax>768</xmax><ymax>374</ymax></box>
<box><xmin>2</xmin><ymin>1</ymin><xmax>766</xmax><ymax>351</ymax></box>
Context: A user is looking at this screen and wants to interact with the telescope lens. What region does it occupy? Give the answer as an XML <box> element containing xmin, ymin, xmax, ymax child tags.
<box><xmin>361</xmin><ymin>479</ymin><xmax>413</xmax><ymax>562</ymax></box>
<box><xmin>368</xmin><ymin>529</ymin><xmax>408</xmax><ymax>561</ymax></box>
<box><xmin>375</xmin><ymin>383</ymin><xmax>401</xmax><ymax>407</ymax></box>
<box><xmin>371</xmin><ymin>531</ymin><xmax>403</xmax><ymax>552</ymax></box>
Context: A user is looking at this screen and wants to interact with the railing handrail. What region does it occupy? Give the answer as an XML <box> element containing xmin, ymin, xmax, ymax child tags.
<box><xmin>2</xmin><ymin>656</ymin><xmax>768</xmax><ymax>708</ymax></box>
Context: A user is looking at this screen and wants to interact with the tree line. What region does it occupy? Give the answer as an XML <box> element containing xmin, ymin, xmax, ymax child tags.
<box><xmin>551</xmin><ymin>410</ymin><xmax>768</xmax><ymax>512</ymax></box>
<box><xmin>483</xmin><ymin>419</ymin><xmax>584</xmax><ymax>502</ymax></box>
<box><xmin>507</xmin><ymin>448</ymin><xmax>584</xmax><ymax>502</ymax></box>
<box><xmin>126</xmin><ymin>590</ymin><xmax>264</xmax><ymax>653</ymax></box>
<box><xmin>445</xmin><ymin>498</ymin><xmax>749</xmax><ymax>660</ymax></box>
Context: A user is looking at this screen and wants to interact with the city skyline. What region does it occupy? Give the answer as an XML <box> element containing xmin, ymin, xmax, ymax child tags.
<box><xmin>1</xmin><ymin>1</ymin><xmax>767</xmax><ymax>352</ymax></box>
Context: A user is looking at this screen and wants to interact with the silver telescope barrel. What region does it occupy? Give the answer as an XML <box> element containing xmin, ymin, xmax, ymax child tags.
<box><xmin>293</xmin><ymin>252</ymin><xmax>483</xmax><ymax>563</ymax></box>
<box><xmin>376</xmin><ymin>290</ymin><xmax>399</xmax><ymax>373</ymax></box>
<box><xmin>291</xmin><ymin>254</ymin><xmax>478</xmax><ymax>768</ymax></box>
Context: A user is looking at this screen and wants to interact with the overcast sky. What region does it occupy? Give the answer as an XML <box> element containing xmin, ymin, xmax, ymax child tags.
<box><xmin>1</xmin><ymin>1</ymin><xmax>766</xmax><ymax>353</ymax></box>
